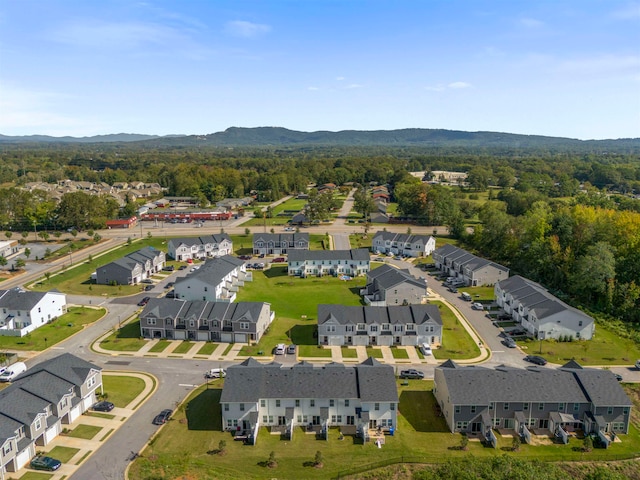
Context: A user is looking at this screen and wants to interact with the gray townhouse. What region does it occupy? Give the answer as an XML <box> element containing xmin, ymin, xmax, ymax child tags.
<box><xmin>252</xmin><ymin>233</ymin><xmax>309</xmax><ymax>256</ymax></box>
<box><xmin>220</xmin><ymin>357</ymin><xmax>398</xmax><ymax>445</ymax></box>
<box><xmin>371</xmin><ymin>231</ymin><xmax>436</xmax><ymax>258</ymax></box>
<box><xmin>495</xmin><ymin>275</ymin><xmax>595</xmax><ymax>340</ymax></box>
<box><xmin>360</xmin><ymin>264</ymin><xmax>427</xmax><ymax>306</ymax></box>
<box><xmin>434</xmin><ymin>360</ymin><xmax>631</xmax><ymax>447</ymax></box>
<box><xmin>432</xmin><ymin>244</ymin><xmax>509</xmax><ymax>286</ymax></box>
<box><xmin>167</xmin><ymin>234</ymin><xmax>233</xmax><ymax>261</ymax></box>
<box><xmin>139</xmin><ymin>298</ymin><xmax>273</xmax><ymax>343</ymax></box>
<box><xmin>95</xmin><ymin>246</ymin><xmax>165</xmax><ymax>285</ymax></box>
<box><xmin>287</xmin><ymin>249</ymin><xmax>370</xmax><ymax>277</ymax></box>
<box><xmin>317</xmin><ymin>304</ymin><xmax>442</xmax><ymax>347</ymax></box>
<box><xmin>174</xmin><ymin>255</ymin><xmax>250</xmax><ymax>303</ymax></box>
<box><xmin>0</xmin><ymin>354</ymin><xmax>102</xmax><ymax>475</ymax></box>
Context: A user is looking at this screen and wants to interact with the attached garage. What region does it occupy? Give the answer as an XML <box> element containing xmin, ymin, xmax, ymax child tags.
<box><xmin>15</xmin><ymin>445</ymin><xmax>34</xmax><ymax>471</ymax></box>
<box><xmin>44</xmin><ymin>421</ymin><xmax>61</xmax><ymax>444</ymax></box>
<box><xmin>234</xmin><ymin>333</ymin><xmax>247</xmax><ymax>343</ymax></box>
<box><xmin>221</xmin><ymin>333</ymin><xmax>233</xmax><ymax>343</ymax></box>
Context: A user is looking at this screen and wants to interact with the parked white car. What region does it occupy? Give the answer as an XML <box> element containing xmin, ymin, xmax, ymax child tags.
<box><xmin>204</xmin><ymin>368</ymin><xmax>226</xmax><ymax>379</ymax></box>
<box><xmin>472</xmin><ymin>302</ymin><xmax>484</xmax><ymax>310</ymax></box>
<box><xmin>274</xmin><ymin>344</ymin><xmax>286</xmax><ymax>355</ymax></box>
<box><xmin>0</xmin><ymin>362</ymin><xmax>27</xmax><ymax>382</ymax></box>
<box><xmin>419</xmin><ymin>343</ymin><xmax>432</xmax><ymax>356</ymax></box>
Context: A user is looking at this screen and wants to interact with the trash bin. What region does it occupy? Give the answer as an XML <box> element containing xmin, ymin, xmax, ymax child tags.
<box><xmin>389</xmin><ymin>427</ymin><xmax>394</xmax><ymax>436</ymax></box>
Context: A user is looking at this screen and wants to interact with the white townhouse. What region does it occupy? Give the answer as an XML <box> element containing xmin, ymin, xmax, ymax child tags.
<box><xmin>0</xmin><ymin>289</ymin><xmax>67</xmax><ymax>337</ymax></box>
<box><xmin>287</xmin><ymin>249</ymin><xmax>370</xmax><ymax>277</ymax></box>
<box><xmin>174</xmin><ymin>255</ymin><xmax>251</xmax><ymax>303</ymax></box>
<box><xmin>371</xmin><ymin>231</ymin><xmax>436</xmax><ymax>258</ymax></box>
<box><xmin>0</xmin><ymin>354</ymin><xmax>102</xmax><ymax>476</ymax></box>
<box><xmin>220</xmin><ymin>358</ymin><xmax>398</xmax><ymax>445</ymax></box>
<box><xmin>495</xmin><ymin>275</ymin><xmax>595</xmax><ymax>341</ymax></box>
<box><xmin>168</xmin><ymin>234</ymin><xmax>233</xmax><ymax>261</ymax></box>
<box><xmin>432</xmin><ymin>244</ymin><xmax>509</xmax><ymax>286</ymax></box>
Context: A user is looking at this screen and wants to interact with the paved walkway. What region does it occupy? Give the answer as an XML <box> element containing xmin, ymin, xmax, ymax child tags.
<box><xmin>14</xmin><ymin>371</ymin><xmax>156</xmax><ymax>480</ymax></box>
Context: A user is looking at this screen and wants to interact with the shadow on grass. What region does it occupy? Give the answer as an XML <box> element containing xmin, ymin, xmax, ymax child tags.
<box><xmin>186</xmin><ymin>388</ymin><xmax>222</xmax><ymax>431</ymax></box>
<box><xmin>264</xmin><ymin>266</ymin><xmax>288</xmax><ymax>279</ymax></box>
<box><xmin>117</xmin><ymin>321</ymin><xmax>141</xmax><ymax>339</ymax></box>
<box><xmin>400</xmin><ymin>391</ymin><xmax>449</xmax><ymax>433</ymax></box>
<box><xmin>290</xmin><ymin>324</ymin><xmax>317</xmax><ymax>345</ymax></box>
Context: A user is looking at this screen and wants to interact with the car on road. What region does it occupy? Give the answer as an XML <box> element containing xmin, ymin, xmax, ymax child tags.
<box><xmin>284</xmin><ymin>227</ymin><xmax>294</xmax><ymax>231</ymax></box>
<box><xmin>524</xmin><ymin>355</ymin><xmax>547</xmax><ymax>366</ymax></box>
<box><xmin>162</xmin><ymin>265</ymin><xmax>175</xmax><ymax>272</ymax></box>
<box><xmin>419</xmin><ymin>343</ymin><xmax>432</xmax><ymax>356</ymax></box>
<box><xmin>138</xmin><ymin>297</ymin><xmax>151</xmax><ymax>306</ymax></box>
<box><xmin>273</xmin><ymin>257</ymin><xmax>286</xmax><ymax>263</ymax></box>
<box><xmin>165</xmin><ymin>282</ymin><xmax>175</xmax><ymax>289</ymax></box>
<box><xmin>287</xmin><ymin>344</ymin><xmax>297</xmax><ymax>355</ymax></box>
<box><xmin>30</xmin><ymin>456</ymin><xmax>61</xmax><ymax>471</ymax></box>
<box><xmin>399</xmin><ymin>369</ymin><xmax>424</xmax><ymax>379</ymax></box>
<box><xmin>92</xmin><ymin>401</ymin><xmax>115</xmax><ymax>412</ymax></box>
<box><xmin>448</xmin><ymin>286</ymin><xmax>458</xmax><ymax>293</ymax></box>
<box><xmin>274</xmin><ymin>344</ymin><xmax>286</xmax><ymax>355</ymax></box>
<box><xmin>204</xmin><ymin>368</ymin><xmax>226</xmax><ymax>379</ymax></box>
<box><xmin>179</xmin><ymin>265</ymin><xmax>188</xmax><ymax>270</ymax></box>
<box><xmin>153</xmin><ymin>409</ymin><xmax>172</xmax><ymax>425</ymax></box>
<box><xmin>471</xmin><ymin>302</ymin><xmax>484</xmax><ymax>310</ymax></box>
<box><xmin>141</xmin><ymin>278</ymin><xmax>154</xmax><ymax>284</ymax></box>
<box><xmin>165</xmin><ymin>290</ymin><xmax>176</xmax><ymax>299</ymax></box>
<box><xmin>502</xmin><ymin>337</ymin><xmax>517</xmax><ymax>348</ymax></box>
<box><xmin>144</xmin><ymin>285</ymin><xmax>154</xmax><ymax>291</ymax></box>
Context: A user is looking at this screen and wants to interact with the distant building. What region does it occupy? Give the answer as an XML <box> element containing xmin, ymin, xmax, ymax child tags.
<box><xmin>372</xmin><ymin>231</ymin><xmax>436</xmax><ymax>257</ymax></box>
<box><xmin>0</xmin><ymin>289</ymin><xmax>67</xmax><ymax>337</ymax></box>
<box><xmin>168</xmin><ymin>234</ymin><xmax>233</xmax><ymax>261</ymax></box>
<box><xmin>0</xmin><ymin>240</ymin><xmax>22</xmax><ymax>259</ymax></box>
<box><xmin>95</xmin><ymin>247</ymin><xmax>165</xmax><ymax>285</ymax></box>
<box><xmin>174</xmin><ymin>255</ymin><xmax>250</xmax><ymax>303</ymax></box>
<box><xmin>361</xmin><ymin>263</ymin><xmax>427</xmax><ymax>306</ymax></box>
<box><xmin>287</xmin><ymin>249</ymin><xmax>370</xmax><ymax>277</ymax></box>
<box><xmin>105</xmin><ymin>217</ymin><xmax>138</xmax><ymax>229</ymax></box>
<box><xmin>432</xmin><ymin>244</ymin><xmax>509</xmax><ymax>286</ymax></box>
<box><xmin>252</xmin><ymin>233</ymin><xmax>309</xmax><ymax>255</ymax></box>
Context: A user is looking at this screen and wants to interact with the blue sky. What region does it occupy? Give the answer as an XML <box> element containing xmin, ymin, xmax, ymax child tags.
<box><xmin>1</xmin><ymin>1</ymin><xmax>639</xmax><ymax>139</ymax></box>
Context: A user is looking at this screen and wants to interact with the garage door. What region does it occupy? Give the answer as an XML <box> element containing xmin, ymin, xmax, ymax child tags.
<box><xmin>44</xmin><ymin>422</ymin><xmax>60</xmax><ymax>444</ymax></box>
<box><xmin>221</xmin><ymin>333</ymin><xmax>233</xmax><ymax>343</ymax></box>
<box><xmin>234</xmin><ymin>333</ymin><xmax>247</xmax><ymax>343</ymax></box>
<box><xmin>16</xmin><ymin>447</ymin><xmax>33</xmax><ymax>471</ymax></box>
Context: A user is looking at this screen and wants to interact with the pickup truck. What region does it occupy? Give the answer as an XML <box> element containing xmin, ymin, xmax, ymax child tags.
<box><xmin>399</xmin><ymin>369</ymin><xmax>424</xmax><ymax>379</ymax></box>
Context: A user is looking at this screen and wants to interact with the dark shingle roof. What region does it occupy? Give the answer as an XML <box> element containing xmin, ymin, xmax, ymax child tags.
<box><xmin>140</xmin><ymin>298</ymin><xmax>267</xmax><ymax>323</ymax></box>
<box><xmin>318</xmin><ymin>304</ymin><xmax>442</xmax><ymax>326</ymax></box>
<box><xmin>0</xmin><ymin>289</ymin><xmax>50</xmax><ymax>311</ymax></box>
<box><xmin>174</xmin><ymin>255</ymin><xmax>244</xmax><ymax>288</ymax></box>
<box><xmin>168</xmin><ymin>234</ymin><xmax>232</xmax><ymax>250</ymax></box>
<box><xmin>220</xmin><ymin>358</ymin><xmax>397</xmax><ymax>403</ymax></box>
<box><xmin>252</xmin><ymin>233</ymin><xmax>309</xmax><ymax>244</ymax></box>
<box><xmin>288</xmin><ymin>248</ymin><xmax>370</xmax><ymax>262</ymax></box>
<box><xmin>372</xmin><ymin>231</ymin><xmax>434</xmax><ymax>246</ymax></box>
<box><xmin>366</xmin><ymin>264</ymin><xmax>426</xmax><ymax>290</ymax></box>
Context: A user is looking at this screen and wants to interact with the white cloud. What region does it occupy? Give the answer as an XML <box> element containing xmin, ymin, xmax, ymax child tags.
<box><xmin>448</xmin><ymin>81</ymin><xmax>472</xmax><ymax>89</ymax></box>
<box><xmin>336</xmin><ymin>76</ymin><xmax>345</xmax><ymax>81</ymax></box>
<box><xmin>307</xmin><ymin>86</ymin><xmax>319</xmax><ymax>91</ymax></box>
<box><xmin>345</xmin><ymin>83</ymin><xmax>363</xmax><ymax>89</ymax></box>
<box><xmin>224</xmin><ymin>20</ymin><xmax>271</xmax><ymax>38</ymax></box>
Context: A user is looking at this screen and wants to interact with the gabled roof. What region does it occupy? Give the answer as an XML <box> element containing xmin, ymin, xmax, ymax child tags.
<box><xmin>168</xmin><ymin>234</ymin><xmax>232</xmax><ymax>250</ymax></box>
<box><xmin>175</xmin><ymin>255</ymin><xmax>244</xmax><ymax>288</ymax></box>
<box><xmin>220</xmin><ymin>358</ymin><xmax>397</xmax><ymax>403</ymax></box>
<box><xmin>372</xmin><ymin>231</ymin><xmax>434</xmax><ymax>246</ymax></box>
<box><xmin>17</xmin><ymin>352</ymin><xmax>101</xmax><ymax>386</ymax></box>
<box><xmin>0</xmin><ymin>289</ymin><xmax>59</xmax><ymax>311</ymax></box>
<box><xmin>366</xmin><ymin>264</ymin><xmax>426</xmax><ymax>290</ymax></box>
<box><xmin>317</xmin><ymin>304</ymin><xmax>442</xmax><ymax>326</ymax></box>
<box><xmin>432</xmin><ymin>245</ymin><xmax>509</xmax><ymax>273</ymax></box>
<box><xmin>253</xmin><ymin>233</ymin><xmax>309</xmax><ymax>244</ymax></box>
<box><xmin>288</xmin><ymin>248</ymin><xmax>370</xmax><ymax>262</ymax></box>
<box><xmin>140</xmin><ymin>298</ymin><xmax>268</xmax><ymax>324</ymax></box>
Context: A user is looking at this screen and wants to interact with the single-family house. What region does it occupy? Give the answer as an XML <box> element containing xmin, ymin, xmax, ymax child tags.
<box><xmin>0</xmin><ymin>354</ymin><xmax>102</xmax><ymax>475</ymax></box>
<box><xmin>287</xmin><ymin>249</ymin><xmax>370</xmax><ymax>277</ymax></box>
<box><xmin>495</xmin><ymin>275</ymin><xmax>595</xmax><ymax>340</ymax></box>
<box><xmin>317</xmin><ymin>304</ymin><xmax>442</xmax><ymax>347</ymax></box>
<box><xmin>434</xmin><ymin>360</ymin><xmax>632</xmax><ymax>445</ymax></box>
<box><xmin>167</xmin><ymin>234</ymin><xmax>233</xmax><ymax>261</ymax></box>
<box><xmin>95</xmin><ymin>247</ymin><xmax>165</xmax><ymax>285</ymax></box>
<box><xmin>220</xmin><ymin>357</ymin><xmax>398</xmax><ymax>444</ymax></box>
<box><xmin>372</xmin><ymin>231</ymin><xmax>436</xmax><ymax>258</ymax></box>
<box><xmin>0</xmin><ymin>289</ymin><xmax>67</xmax><ymax>337</ymax></box>
<box><xmin>174</xmin><ymin>255</ymin><xmax>250</xmax><ymax>303</ymax></box>
<box><xmin>432</xmin><ymin>245</ymin><xmax>509</xmax><ymax>286</ymax></box>
<box><xmin>139</xmin><ymin>298</ymin><xmax>273</xmax><ymax>343</ymax></box>
<box><xmin>360</xmin><ymin>264</ymin><xmax>427</xmax><ymax>306</ymax></box>
<box><xmin>252</xmin><ymin>233</ymin><xmax>309</xmax><ymax>255</ymax></box>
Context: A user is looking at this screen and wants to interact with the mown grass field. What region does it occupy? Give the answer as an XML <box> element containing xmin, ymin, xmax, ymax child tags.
<box><xmin>128</xmin><ymin>379</ymin><xmax>640</xmax><ymax>480</ymax></box>
<box><xmin>430</xmin><ymin>300</ymin><xmax>481</xmax><ymax>360</ymax></box>
<box><xmin>0</xmin><ymin>306</ymin><xmax>105</xmax><ymax>351</ymax></box>
<box><xmin>101</xmin><ymin>375</ymin><xmax>147</xmax><ymax>408</ymax></box>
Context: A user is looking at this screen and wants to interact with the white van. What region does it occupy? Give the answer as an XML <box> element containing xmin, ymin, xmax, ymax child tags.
<box><xmin>0</xmin><ymin>362</ymin><xmax>27</xmax><ymax>382</ymax></box>
<box><xmin>204</xmin><ymin>368</ymin><xmax>226</xmax><ymax>379</ymax></box>
<box><xmin>461</xmin><ymin>292</ymin><xmax>472</xmax><ymax>301</ymax></box>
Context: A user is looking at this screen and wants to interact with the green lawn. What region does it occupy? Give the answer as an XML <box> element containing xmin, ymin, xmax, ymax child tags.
<box><xmin>46</xmin><ymin>446</ymin><xmax>79</xmax><ymax>463</ymax></box>
<box><xmin>366</xmin><ymin>347</ymin><xmax>383</xmax><ymax>358</ymax></box>
<box><xmin>461</xmin><ymin>285</ymin><xmax>495</xmax><ymax>301</ymax></box>
<box><xmin>197</xmin><ymin>342</ymin><xmax>218</xmax><ymax>355</ymax></box>
<box><xmin>18</xmin><ymin>472</ymin><xmax>53</xmax><ymax>480</ymax></box>
<box><xmin>391</xmin><ymin>347</ymin><xmax>409</xmax><ymax>359</ymax></box>
<box><xmin>173</xmin><ymin>341</ymin><xmax>195</xmax><ymax>354</ymax></box>
<box><xmin>0</xmin><ymin>307</ymin><xmax>105</xmax><ymax>351</ymax></box>
<box><xmin>431</xmin><ymin>301</ymin><xmax>481</xmax><ymax>360</ymax></box>
<box><xmin>236</xmin><ymin>266</ymin><xmax>366</xmax><ymax>356</ymax></box>
<box><xmin>66</xmin><ymin>424</ymin><xmax>102</xmax><ymax>440</ymax></box>
<box><xmin>518</xmin><ymin>323</ymin><xmax>640</xmax><ymax>366</ymax></box>
<box><xmin>148</xmin><ymin>340</ymin><xmax>172</xmax><ymax>353</ymax></box>
<box><xmin>128</xmin><ymin>382</ymin><xmax>640</xmax><ymax>480</ymax></box>
<box><xmin>101</xmin><ymin>375</ymin><xmax>147</xmax><ymax>408</ymax></box>
<box><xmin>29</xmin><ymin>237</ymin><xmax>175</xmax><ymax>296</ymax></box>
<box><xmin>341</xmin><ymin>347</ymin><xmax>358</xmax><ymax>358</ymax></box>
<box><xmin>99</xmin><ymin>320</ymin><xmax>148</xmax><ymax>352</ymax></box>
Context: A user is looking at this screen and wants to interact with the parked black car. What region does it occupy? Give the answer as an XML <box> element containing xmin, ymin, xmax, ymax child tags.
<box><xmin>153</xmin><ymin>409</ymin><xmax>172</xmax><ymax>425</ymax></box>
<box><xmin>162</xmin><ymin>265</ymin><xmax>175</xmax><ymax>272</ymax></box>
<box><xmin>524</xmin><ymin>355</ymin><xmax>547</xmax><ymax>366</ymax></box>
<box><xmin>399</xmin><ymin>369</ymin><xmax>424</xmax><ymax>379</ymax></box>
<box><xmin>92</xmin><ymin>401</ymin><xmax>115</xmax><ymax>412</ymax></box>
<box><xmin>138</xmin><ymin>296</ymin><xmax>151</xmax><ymax>306</ymax></box>
<box><xmin>30</xmin><ymin>456</ymin><xmax>61</xmax><ymax>471</ymax></box>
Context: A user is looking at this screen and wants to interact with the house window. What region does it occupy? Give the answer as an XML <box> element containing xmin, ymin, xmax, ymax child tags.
<box><xmin>327</xmin><ymin>325</ymin><xmax>336</xmax><ymax>333</ymax></box>
<box><xmin>268</xmin><ymin>416</ymin><xmax>273</xmax><ymax>423</ymax></box>
<box><xmin>332</xmin><ymin>415</ymin><xmax>336</xmax><ymax>423</ymax></box>
<box><xmin>489</xmin><ymin>402</ymin><xmax>494</xmax><ymax>410</ymax></box>
<box><xmin>374</xmin><ymin>403</ymin><xmax>380</xmax><ymax>411</ymax></box>
<box><xmin>370</xmin><ymin>325</ymin><xmax>378</xmax><ymax>332</ymax></box>
<box><xmin>608</xmin><ymin>407</ymin><xmax>613</xmax><ymax>415</ymax></box>
<box><xmin>189</xmin><ymin>320</ymin><xmax>195</xmax><ymax>327</ymax></box>
<box><xmin>523</xmin><ymin>403</ymin><xmax>529</xmax><ymax>411</ymax></box>
<box><xmin>394</xmin><ymin>325</ymin><xmax>403</xmax><ymax>332</ymax></box>
<box><xmin>276</xmin><ymin>400</ymin><xmax>280</xmax><ymax>407</ymax></box>
<box><xmin>579</xmin><ymin>321</ymin><xmax>583</xmax><ymax>327</ymax></box>
<box><xmin>382</xmin><ymin>324</ymin><xmax>390</xmax><ymax>331</ymax></box>
<box><xmin>337</xmin><ymin>415</ymin><xmax>342</xmax><ymax>423</ymax></box>
<box><xmin>574</xmin><ymin>403</ymin><xmax>580</xmax><ymax>412</ymax></box>
<box><xmin>263</xmin><ymin>416</ymin><xmax>268</xmax><ymax>423</ymax></box>
<box><xmin>471</xmin><ymin>405</ymin><xmax>476</xmax><ymax>413</ymax></box>
<box><xmin>390</xmin><ymin>403</ymin><xmax>395</xmax><ymax>411</ymax></box>
<box><xmin>87</xmin><ymin>376</ymin><xmax>96</xmax><ymax>388</ymax></box>
<box><xmin>330</xmin><ymin>399</ymin><xmax>334</xmax><ymax>407</ymax></box>
<box><xmin>493</xmin><ymin>418</ymin><xmax>501</xmax><ymax>427</ymax></box>
<box><xmin>35</xmin><ymin>418</ymin><xmax>42</xmax><ymax>430</ymax></box>
<box><xmin>147</xmin><ymin>318</ymin><xmax>156</xmax><ymax>325</ymax></box>
<box><xmin>455</xmin><ymin>405</ymin><xmax>461</xmax><ymax>414</ymax></box>
<box><xmin>204</xmin><ymin>287</ymin><xmax>208</xmax><ymax>292</ymax></box>
<box><xmin>310</xmin><ymin>400</ymin><xmax>315</xmax><ymax>407</ymax></box>
<box><xmin>261</xmin><ymin>400</ymin><xmax>266</xmax><ymax>407</ymax></box>
<box><xmin>295</xmin><ymin>399</ymin><xmax>300</xmax><ymax>407</ymax></box>
<box><xmin>357</xmin><ymin>323</ymin><xmax>366</xmax><ymax>331</ymax></box>
<box><xmin>624</xmin><ymin>408</ymin><xmax>629</xmax><ymax>415</ymax></box>
<box><xmin>2</xmin><ymin>443</ymin><xmax>12</xmax><ymax>455</ymax></box>
<box><xmin>345</xmin><ymin>325</ymin><xmax>354</xmax><ymax>332</ymax></box>
<box><xmin>504</xmin><ymin>403</ymin><xmax>509</xmax><ymax>410</ymax></box>
<box><xmin>558</xmin><ymin>403</ymin><xmax>565</xmax><ymax>411</ymax></box>
<box><xmin>539</xmin><ymin>403</ymin><xmax>545</xmax><ymax>411</ymax></box>
<box><xmin>345</xmin><ymin>399</ymin><xmax>350</xmax><ymax>407</ymax></box>
<box><xmin>224</xmin><ymin>404</ymin><xmax>229</xmax><ymax>411</ymax></box>
<box><xmin>240</xmin><ymin>322</ymin><xmax>249</xmax><ymax>330</ymax></box>
<box><xmin>240</xmin><ymin>403</ymin><xmax>245</xmax><ymax>411</ymax></box>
